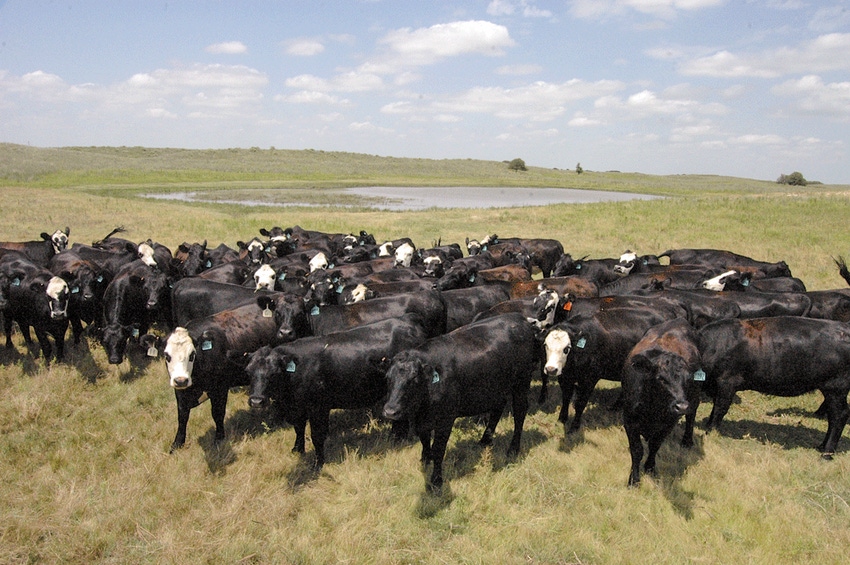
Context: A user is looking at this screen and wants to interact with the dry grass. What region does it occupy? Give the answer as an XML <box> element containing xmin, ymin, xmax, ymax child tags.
<box><xmin>2</xmin><ymin>146</ymin><xmax>850</xmax><ymax>563</ymax></box>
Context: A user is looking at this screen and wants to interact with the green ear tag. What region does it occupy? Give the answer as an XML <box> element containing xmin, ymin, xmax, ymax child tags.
<box><xmin>432</xmin><ymin>370</ymin><xmax>440</xmax><ymax>384</ymax></box>
<box><xmin>286</xmin><ymin>361</ymin><xmax>297</xmax><ymax>373</ymax></box>
<box><xmin>201</xmin><ymin>340</ymin><xmax>213</xmax><ymax>351</ymax></box>
<box><xmin>576</xmin><ymin>337</ymin><xmax>587</xmax><ymax>349</ymax></box>
<box><xmin>693</xmin><ymin>369</ymin><xmax>706</xmax><ymax>382</ymax></box>
<box><xmin>310</xmin><ymin>305</ymin><xmax>321</xmax><ymax>316</ymax></box>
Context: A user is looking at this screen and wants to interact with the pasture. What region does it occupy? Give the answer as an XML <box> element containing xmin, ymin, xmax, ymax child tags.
<box><xmin>2</xmin><ymin>145</ymin><xmax>850</xmax><ymax>564</ymax></box>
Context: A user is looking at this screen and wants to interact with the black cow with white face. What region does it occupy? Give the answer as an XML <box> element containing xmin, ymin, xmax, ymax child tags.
<box><xmin>162</xmin><ymin>295</ymin><xmax>287</xmax><ymax>452</ymax></box>
<box><xmin>48</xmin><ymin>251</ymin><xmax>110</xmax><ymax>343</ymax></box>
<box><xmin>543</xmin><ymin>306</ymin><xmax>680</xmax><ymax>434</ymax></box>
<box><xmin>245</xmin><ymin>313</ymin><xmax>430</xmax><ymax>469</ymax></box>
<box><xmin>382</xmin><ymin>312</ymin><xmax>539</xmax><ymax>492</ymax></box>
<box><xmin>622</xmin><ymin>319</ymin><xmax>702</xmax><ymax>486</ymax></box>
<box><xmin>0</xmin><ymin>227</ymin><xmax>70</xmax><ymax>267</ymax></box>
<box><xmin>1</xmin><ymin>252</ymin><xmax>70</xmax><ymax>362</ymax></box>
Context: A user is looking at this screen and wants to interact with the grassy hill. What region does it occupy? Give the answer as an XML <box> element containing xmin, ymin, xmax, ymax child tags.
<box><xmin>1</xmin><ymin>143</ymin><xmax>850</xmax><ymax>564</ymax></box>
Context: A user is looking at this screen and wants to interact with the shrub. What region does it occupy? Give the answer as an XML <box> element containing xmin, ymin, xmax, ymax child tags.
<box><xmin>508</xmin><ymin>158</ymin><xmax>527</xmax><ymax>172</ymax></box>
<box><xmin>576</xmin><ymin>162</ymin><xmax>583</xmax><ymax>174</ymax></box>
<box><xmin>777</xmin><ymin>171</ymin><xmax>807</xmax><ymax>186</ymax></box>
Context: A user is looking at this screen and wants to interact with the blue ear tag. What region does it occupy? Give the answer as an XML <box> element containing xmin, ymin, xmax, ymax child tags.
<box><xmin>575</xmin><ymin>264</ymin><xmax>582</xmax><ymax>270</ymax></box>
<box><xmin>286</xmin><ymin>361</ymin><xmax>297</xmax><ymax>373</ymax></box>
<box><xmin>742</xmin><ymin>279</ymin><xmax>750</xmax><ymax>287</ymax></box>
<box><xmin>469</xmin><ymin>274</ymin><xmax>476</xmax><ymax>283</ymax></box>
<box><xmin>576</xmin><ymin>337</ymin><xmax>587</xmax><ymax>349</ymax></box>
<box><xmin>432</xmin><ymin>370</ymin><xmax>440</xmax><ymax>384</ymax></box>
<box><xmin>205</xmin><ymin>260</ymin><xmax>212</xmax><ymax>268</ymax></box>
<box><xmin>642</xmin><ymin>259</ymin><xmax>649</xmax><ymax>265</ymax></box>
<box><xmin>71</xmin><ymin>286</ymin><xmax>80</xmax><ymax>294</ymax></box>
<box><xmin>264</xmin><ymin>247</ymin><xmax>271</xmax><ymax>253</ymax></box>
<box><xmin>201</xmin><ymin>340</ymin><xmax>213</xmax><ymax>351</ymax></box>
<box><xmin>693</xmin><ymin>369</ymin><xmax>706</xmax><ymax>382</ymax></box>
<box><xmin>336</xmin><ymin>285</ymin><xmax>344</xmax><ymax>294</ymax></box>
<box><xmin>96</xmin><ymin>275</ymin><xmax>104</xmax><ymax>283</ymax></box>
<box><xmin>132</xmin><ymin>328</ymin><xmax>140</xmax><ymax>338</ymax></box>
<box><xmin>310</xmin><ymin>305</ymin><xmax>321</xmax><ymax>316</ymax></box>
<box><xmin>12</xmin><ymin>278</ymin><xmax>20</xmax><ymax>286</ymax></box>
<box><xmin>328</xmin><ymin>263</ymin><xmax>335</xmax><ymax>269</ymax></box>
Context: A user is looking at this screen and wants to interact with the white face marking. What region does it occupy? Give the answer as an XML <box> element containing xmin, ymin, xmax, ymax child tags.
<box><xmin>378</xmin><ymin>242</ymin><xmax>393</xmax><ymax>257</ymax></box>
<box><xmin>46</xmin><ymin>276</ymin><xmax>69</xmax><ymax>318</ymax></box>
<box><xmin>481</xmin><ymin>235</ymin><xmax>496</xmax><ymax>246</ymax></box>
<box><xmin>423</xmin><ymin>256</ymin><xmax>442</xmax><ymax>271</ymax></box>
<box><xmin>614</xmin><ymin>251</ymin><xmax>638</xmax><ymax>275</ymax></box>
<box><xmin>467</xmin><ymin>239</ymin><xmax>481</xmax><ymax>255</ymax></box>
<box><xmin>164</xmin><ymin>328</ymin><xmax>196</xmax><ymax>389</ymax></box>
<box><xmin>309</xmin><ymin>252</ymin><xmax>329</xmax><ymax>272</ymax></box>
<box><xmin>535</xmin><ymin>290</ymin><xmax>559</xmax><ymax>329</ymax></box>
<box><xmin>702</xmin><ymin>270</ymin><xmax>737</xmax><ymax>291</ymax></box>
<box><xmin>138</xmin><ymin>243</ymin><xmax>157</xmax><ymax>267</ymax></box>
<box><xmin>51</xmin><ymin>229</ymin><xmax>69</xmax><ymax>252</ymax></box>
<box><xmin>254</xmin><ymin>264</ymin><xmax>276</xmax><ymax>290</ymax></box>
<box><xmin>350</xmin><ymin>283</ymin><xmax>369</xmax><ymax>303</ymax></box>
<box><xmin>394</xmin><ymin>243</ymin><xmax>414</xmax><ymax>267</ymax></box>
<box><xmin>343</xmin><ymin>235</ymin><xmax>357</xmax><ymax>247</ymax></box>
<box><xmin>543</xmin><ymin>329</ymin><xmax>572</xmax><ymax>377</ymax></box>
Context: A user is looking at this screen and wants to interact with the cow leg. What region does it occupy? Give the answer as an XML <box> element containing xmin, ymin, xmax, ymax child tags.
<box><xmin>309</xmin><ymin>409</ymin><xmax>330</xmax><ymax>470</ymax></box>
<box><xmin>706</xmin><ymin>389</ymin><xmax>735</xmax><ymax>432</ymax></box>
<box><xmin>507</xmin><ymin>388</ymin><xmax>529</xmax><ymax>457</ymax></box>
<box><xmin>33</xmin><ymin>327</ymin><xmax>52</xmax><ymax>362</ymax></box>
<box><xmin>568</xmin><ymin>380</ymin><xmax>597</xmax><ymax>434</ymax></box>
<box><xmin>817</xmin><ymin>392</ymin><xmax>850</xmax><ymax>458</ymax></box>
<box><xmin>291</xmin><ymin>416</ymin><xmax>307</xmax><ymax>454</ymax></box>
<box><xmin>624</xmin><ymin>419</ymin><xmax>644</xmax><ymax>487</ymax></box>
<box><xmin>208</xmin><ymin>389</ymin><xmax>229</xmax><ymax>444</ymax></box>
<box><xmin>643</xmin><ymin>430</ymin><xmax>668</xmax><ymax>478</ymax></box>
<box><xmin>479</xmin><ymin>402</ymin><xmax>506</xmax><ymax>446</ymax></box>
<box><xmin>170</xmin><ymin>388</ymin><xmax>204</xmax><ymax>452</ymax></box>
<box><xmin>557</xmin><ymin>376</ymin><xmax>575</xmax><ymax>423</ymax></box>
<box><xmin>681</xmin><ymin>389</ymin><xmax>701</xmax><ymax>448</ymax></box>
<box><xmin>3</xmin><ymin>313</ymin><xmax>14</xmax><ymax>348</ymax></box>
<box><xmin>428</xmin><ymin>422</ymin><xmax>454</xmax><ymax>493</ymax></box>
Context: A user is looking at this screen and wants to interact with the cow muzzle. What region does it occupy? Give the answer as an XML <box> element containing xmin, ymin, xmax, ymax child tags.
<box><xmin>171</xmin><ymin>376</ymin><xmax>190</xmax><ymax>389</ymax></box>
<box><xmin>670</xmin><ymin>400</ymin><xmax>689</xmax><ymax>417</ymax></box>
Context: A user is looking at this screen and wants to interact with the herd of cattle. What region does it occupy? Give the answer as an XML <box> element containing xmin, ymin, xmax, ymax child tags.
<box><xmin>2</xmin><ymin>225</ymin><xmax>850</xmax><ymax>491</ymax></box>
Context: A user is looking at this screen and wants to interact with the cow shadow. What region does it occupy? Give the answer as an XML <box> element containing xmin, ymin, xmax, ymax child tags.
<box><xmin>645</xmin><ymin>432</ymin><xmax>706</xmax><ymax>520</ymax></box>
<box><xmin>556</xmin><ymin>387</ymin><xmax>625</xmax><ymax>454</ymax></box>
<box><xmin>706</xmin><ymin>417</ymin><xmax>827</xmax><ymax>452</ymax></box>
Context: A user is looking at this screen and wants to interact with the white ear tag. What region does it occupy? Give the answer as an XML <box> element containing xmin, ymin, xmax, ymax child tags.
<box><xmin>147</xmin><ymin>347</ymin><xmax>158</xmax><ymax>358</ymax></box>
<box><xmin>262</xmin><ymin>307</ymin><xmax>273</xmax><ymax>318</ymax></box>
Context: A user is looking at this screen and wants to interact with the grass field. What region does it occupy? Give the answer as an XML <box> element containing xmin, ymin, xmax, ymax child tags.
<box><xmin>1</xmin><ymin>144</ymin><xmax>850</xmax><ymax>564</ymax></box>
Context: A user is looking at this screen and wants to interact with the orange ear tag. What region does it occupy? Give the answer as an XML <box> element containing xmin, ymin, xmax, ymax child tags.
<box><xmin>563</xmin><ymin>301</ymin><xmax>573</xmax><ymax>312</ymax></box>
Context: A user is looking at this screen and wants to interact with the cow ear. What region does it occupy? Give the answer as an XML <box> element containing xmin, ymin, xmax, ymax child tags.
<box><xmin>40</xmin><ymin>232</ymin><xmax>51</xmax><ymax>241</ymax></box>
<box><xmin>64</xmin><ymin>227</ymin><xmax>70</xmax><ymax>236</ymax></box>
<box><xmin>259</xmin><ymin>229</ymin><xmax>271</xmax><ymax>237</ymax></box>
<box><xmin>237</xmin><ymin>241</ymin><xmax>247</xmax><ymax>250</ymax></box>
<box><xmin>256</xmin><ymin>295</ymin><xmax>276</xmax><ymax>312</ymax></box>
<box><xmin>629</xmin><ymin>354</ymin><xmax>653</xmax><ymax>375</ymax></box>
<box><xmin>129</xmin><ymin>274</ymin><xmax>143</xmax><ymax>286</ymax></box>
<box><xmin>178</xmin><ymin>243</ymin><xmax>190</xmax><ymax>254</ymax></box>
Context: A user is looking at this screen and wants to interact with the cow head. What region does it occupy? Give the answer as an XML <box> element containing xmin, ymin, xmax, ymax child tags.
<box><xmin>434</xmin><ymin>262</ymin><xmax>477</xmax><ymax>291</ymax></box>
<box><xmin>303</xmin><ymin>269</ymin><xmax>340</xmax><ymax>307</ymax></box>
<box><xmin>238</xmin><ymin>238</ymin><xmax>268</xmax><ymax>265</ymax></box>
<box><xmin>466</xmin><ymin>237</ymin><xmax>482</xmax><ymax>256</ymax></box>
<box><xmin>423</xmin><ymin>255</ymin><xmax>445</xmax><ymax>278</ymax></box>
<box><xmin>614</xmin><ymin>250</ymin><xmax>638</xmax><ymax>276</ymax></box>
<box><xmin>42</xmin><ymin>227</ymin><xmax>70</xmax><ymax>254</ymax></box>
<box><xmin>382</xmin><ymin>351</ymin><xmax>431</xmax><ymax>422</ymax></box>
<box><xmin>253</xmin><ymin>264</ymin><xmax>277</xmax><ymax>291</ymax></box>
<box><xmin>164</xmin><ymin>327</ymin><xmax>196</xmax><ymax>389</ymax></box>
<box><xmin>101</xmin><ymin>322</ymin><xmax>138</xmax><ymax>365</ymax></box>
<box><xmin>245</xmin><ymin>345</ymin><xmax>290</xmax><ymax>410</ymax></box>
<box><xmin>701</xmin><ymin>270</ymin><xmax>741</xmax><ymax>291</ymax></box>
<box><xmin>531</xmin><ymin>287</ymin><xmax>565</xmax><ymax>330</ymax></box>
<box><xmin>342</xmin><ymin>283</ymin><xmax>375</xmax><ymax>305</ymax></box>
<box><xmin>626</xmin><ymin>351</ymin><xmax>691</xmax><ymax>417</ymax></box>
<box><xmin>43</xmin><ymin>276</ymin><xmax>70</xmax><ymax>320</ymax></box>
<box><xmin>394</xmin><ymin>243</ymin><xmax>416</xmax><ymax>268</ymax></box>
<box><xmin>177</xmin><ymin>241</ymin><xmax>209</xmax><ymax>277</ymax></box>
<box><xmin>138</xmin><ymin>242</ymin><xmax>157</xmax><ymax>268</ymax></box>
<box><xmin>377</xmin><ymin>241</ymin><xmax>395</xmax><ymax>257</ymax></box>
<box><xmin>543</xmin><ymin>326</ymin><xmax>575</xmax><ymax>378</ymax></box>
<box><xmin>309</xmin><ymin>251</ymin><xmax>329</xmax><ymax>272</ymax></box>
<box><xmin>263</xmin><ymin>294</ymin><xmax>307</xmax><ymax>342</ymax></box>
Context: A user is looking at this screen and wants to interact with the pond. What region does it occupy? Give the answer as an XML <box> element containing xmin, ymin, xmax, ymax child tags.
<box><xmin>145</xmin><ymin>186</ymin><xmax>661</xmax><ymax>211</ymax></box>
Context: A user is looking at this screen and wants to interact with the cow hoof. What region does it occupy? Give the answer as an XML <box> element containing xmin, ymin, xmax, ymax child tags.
<box><xmin>169</xmin><ymin>443</ymin><xmax>184</xmax><ymax>454</ymax></box>
<box><xmin>821</xmin><ymin>451</ymin><xmax>835</xmax><ymax>461</ymax></box>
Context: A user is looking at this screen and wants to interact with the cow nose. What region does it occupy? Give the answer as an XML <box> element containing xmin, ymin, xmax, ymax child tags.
<box><xmin>671</xmin><ymin>401</ymin><xmax>689</xmax><ymax>416</ymax></box>
<box><xmin>544</xmin><ymin>365</ymin><xmax>560</xmax><ymax>378</ymax></box>
<box><xmin>248</xmin><ymin>396</ymin><xmax>267</xmax><ymax>410</ymax></box>
<box><xmin>382</xmin><ymin>406</ymin><xmax>401</xmax><ymax>421</ymax></box>
<box><xmin>172</xmin><ymin>376</ymin><xmax>189</xmax><ymax>389</ymax></box>
<box><xmin>277</xmin><ymin>328</ymin><xmax>295</xmax><ymax>341</ymax></box>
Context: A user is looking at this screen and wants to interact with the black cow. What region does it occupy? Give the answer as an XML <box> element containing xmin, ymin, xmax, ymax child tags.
<box><xmin>552</xmin><ymin>254</ymin><xmax>620</xmax><ymax>286</ymax></box>
<box><xmin>543</xmin><ymin>306</ymin><xmax>678</xmax><ymax>433</ymax></box>
<box><xmin>697</xmin><ymin>316</ymin><xmax>850</xmax><ymax>458</ymax></box>
<box><xmin>305</xmin><ymin>290</ymin><xmax>447</xmax><ymax>338</ymax></box>
<box><xmin>0</xmin><ymin>227</ymin><xmax>70</xmax><ymax>267</ymax></box>
<box><xmin>382</xmin><ymin>312</ymin><xmax>539</xmax><ymax>492</ymax></box>
<box><xmin>622</xmin><ymin>319</ymin><xmax>701</xmax><ymax>486</ymax></box>
<box><xmin>162</xmin><ymin>295</ymin><xmax>287</xmax><ymax>452</ymax></box>
<box><xmin>173</xmin><ymin>241</ymin><xmax>210</xmax><ymax>277</ymax></box>
<box><xmin>48</xmin><ymin>251</ymin><xmax>109</xmax><ymax>343</ymax></box>
<box><xmin>245</xmin><ymin>314</ymin><xmax>430</xmax><ymax>468</ymax></box>
<box><xmin>1</xmin><ymin>252</ymin><xmax>70</xmax><ymax>362</ymax></box>
<box><xmin>659</xmin><ymin>248</ymin><xmax>792</xmax><ymax>279</ymax></box>
<box><xmin>440</xmin><ymin>285</ymin><xmax>511</xmax><ymax>332</ymax></box>
<box><xmin>100</xmin><ymin>260</ymin><xmax>172</xmax><ymax>364</ymax></box>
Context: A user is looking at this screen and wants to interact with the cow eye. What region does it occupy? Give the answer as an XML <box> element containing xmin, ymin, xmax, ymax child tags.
<box><xmin>164</xmin><ymin>353</ymin><xmax>172</xmax><ymax>363</ymax></box>
<box><xmin>189</xmin><ymin>351</ymin><xmax>196</xmax><ymax>362</ymax></box>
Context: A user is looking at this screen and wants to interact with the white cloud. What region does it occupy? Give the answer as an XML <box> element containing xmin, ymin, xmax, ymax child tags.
<box><xmin>378</xmin><ymin>20</ymin><xmax>515</xmax><ymax>68</ymax></box>
<box><xmin>569</xmin><ymin>0</ymin><xmax>726</xmax><ymax>20</ymax></box>
<box><xmin>487</xmin><ymin>1</ymin><xmax>552</xmax><ymax>18</ymax></box>
<box><xmin>680</xmin><ymin>33</ymin><xmax>850</xmax><ymax>78</ymax></box>
<box><xmin>496</xmin><ymin>64</ymin><xmax>543</xmax><ymax>76</ymax></box>
<box><xmin>285</xmin><ymin>39</ymin><xmax>325</xmax><ymax>56</ymax></box>
<box><xmin>205</xmin><ymin>41</ymin><xmax>248</xmax><ymax>55</ymax></box>
<box><xmin>773</xmin><ymin>75</ymin><xmax>850</xmax><ymax>119</ymax></box>
<box><xmin>728</xmin><ymin>134</ymin><xmax>787</xmax><ymax>146</ymax></box>
<box><xmin>809</xmin><ymin>5</ymin><xmax>850</xmax><ymax>32</ymax></box>
<box><xmin>285</xmin><ymin>71</ymin><xmax>383</xmax><ymax>93</ymax></box>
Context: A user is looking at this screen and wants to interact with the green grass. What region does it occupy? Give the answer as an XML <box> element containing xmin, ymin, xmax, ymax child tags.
<box><xmin>2</xmin><ymin>144</ymin><xmax>850</xmax><ymax>564</ymax></box>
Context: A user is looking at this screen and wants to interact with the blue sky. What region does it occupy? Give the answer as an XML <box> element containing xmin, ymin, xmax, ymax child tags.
<box><xmin>1</xmin><ymin>1</ymin><xmax>849</xmax><ymax>183</ymax></box>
